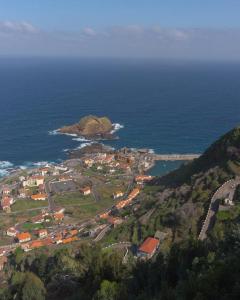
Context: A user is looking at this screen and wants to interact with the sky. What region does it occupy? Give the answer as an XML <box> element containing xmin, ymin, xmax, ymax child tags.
<box><xmin>0</xmin><ymin>0</ymin><xmax>240</xmax><ymax>59</ymax></box>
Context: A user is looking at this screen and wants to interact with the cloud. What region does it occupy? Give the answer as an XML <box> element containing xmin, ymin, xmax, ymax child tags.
<box><xmin>0</xmin><ymin>21</ymin><xmax>240</xmax><ymax>60</ymax></box>
<box><xmin>0</xmin><ymin>21</ymin><xmax>38</xmax><ymax>34</ymax></box>
<box><xmin>81</xmin><ymin>27</ymin><xmax>96</xmax><ymax>37</ymax></box>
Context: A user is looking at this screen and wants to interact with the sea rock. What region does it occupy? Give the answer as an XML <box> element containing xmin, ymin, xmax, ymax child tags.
<box><xmin>59</xmin><ymin>115</ymin><xmax>115</xmax><ymax>139</ymax></box>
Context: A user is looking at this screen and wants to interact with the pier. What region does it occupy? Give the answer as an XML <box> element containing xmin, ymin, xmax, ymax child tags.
<box><xmin>153</xmin><ymin>154</ymin><xmax>201</xmax><ymax>161</ymax></box>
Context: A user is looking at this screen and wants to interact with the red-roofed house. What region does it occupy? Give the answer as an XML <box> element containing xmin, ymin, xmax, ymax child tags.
<box><xmin>80</xmin><ymin>186</ymin><xmax>91</xmax><ymax>196</ymax></box>
<box><xmin>137</xmin><ymin>237</ymin><xmax>159</xmax><ymax>259</ymax></box>
<box><xmin>31</xmin><ymin>193</ymin><xmax>47</xmax><ymax>201</ymax></box>
<box><xmin>16</xmin><ymin>232</ymin><xmax>32</xmax><ymax>243</ymax></box>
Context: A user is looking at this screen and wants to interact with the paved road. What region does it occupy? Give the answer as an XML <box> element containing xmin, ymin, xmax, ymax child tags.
<box><xmin>198</xmin><ymin>177</ymin><xmax>240</xmax><ymax>240</ymax></box>
<box><xmin>103</xmin><ymin>242</ymin><xmax>132</xmax><ymax>250</ymax></box>
<box><xmin>45</xmin><ymin>181</ymin><xmax>56</xmax><ymax>211</ymax></box>
<box><xmin>94</xmin><ymin>225</ymin><xmax>111</xmax><ymax>242</ymax></box>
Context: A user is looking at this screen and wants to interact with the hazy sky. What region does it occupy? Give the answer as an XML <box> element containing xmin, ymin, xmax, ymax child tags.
<box><xmin>1</xmin><ymin>0</ymin><xmax>240</xmax><ymax>59</ymax></box>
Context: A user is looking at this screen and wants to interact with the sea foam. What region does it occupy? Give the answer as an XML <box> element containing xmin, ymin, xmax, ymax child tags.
<box><xmin>111</xmin><ymin>123</ymin><xmax>124</xmax><ymax>134</ymax></box>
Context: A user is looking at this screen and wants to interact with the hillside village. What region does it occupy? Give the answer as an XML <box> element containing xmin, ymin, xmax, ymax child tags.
<box><xmin>0</xmin><ymin>147</ymin><xmax>156</xmax><ymax>271</ymax></box>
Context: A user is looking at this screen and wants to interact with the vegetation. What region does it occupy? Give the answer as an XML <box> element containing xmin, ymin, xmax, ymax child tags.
<box><xmin>11</xmin><ymin>200</ymin><xmax>48</xmax><ymax>212</ymax></box>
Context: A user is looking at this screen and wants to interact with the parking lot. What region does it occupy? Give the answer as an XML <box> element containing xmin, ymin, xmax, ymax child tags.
<box><xmin>50</xmin><ymin>180</ymin><xmax>78</xmax><ymax>194</ymax></box>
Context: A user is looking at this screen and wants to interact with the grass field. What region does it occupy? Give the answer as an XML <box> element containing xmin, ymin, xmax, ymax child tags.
<box><xmin>11</xmin><ymin>199</ymin><xmax>48</xmax><ymax>212</ymax></box>
<box><xmin>21</xmin><ymin>222</ymin><xmax>44</xmax><ymax>231</ymax></box>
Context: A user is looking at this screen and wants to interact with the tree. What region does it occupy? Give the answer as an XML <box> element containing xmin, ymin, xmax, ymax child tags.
<box><xmin>94</xmin><ymin>280</ymin><xmax>119</xmax><ymax>300</ymax></box>
<box><xmin>22</xmin><ymin>272</ymin><xmax>46</xmax><ymax>300</ymax></box>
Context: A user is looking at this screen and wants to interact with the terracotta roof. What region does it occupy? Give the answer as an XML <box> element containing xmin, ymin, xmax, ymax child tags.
<box><xmin>17</xmin><ymin>232</ymin><xmax>31</xmax><ymax>241</ymax></box>
<box><xmin>30</xmin><ymin>240</ymin><xmax>43</xmax><ymax>249</ymax></box>
<box><xmin>139</xmin><ymin>237</ymin><xmax>159</xmax><ymax>255</ymax></box>
<box><xmin>1</xmin><ymin>196</ymin><xmax>11</xmax><ymax>207</ymax></box>
<box><xmin>80</xmin><ymin>186</ymin><xmax>91</xmax><ymax>192</ymax></box>
<box><xmin>62</xmin><ymin>236</ymin><xmax>78</xmax><ymax>244</ymax></box>
<box><xmin>54</xmin><ymin>212</ymin><xmax>64</xmax><ymax>220</ymax></box>
<box><xmin>70</xmin><ymin>229</ymin><xmax>78</xmax><ymax>236</ymax></box>
<box><xmin>32</xmin><ymin>175</ymin><xmax>44</xmax><ymax>180</ymax></box>
<box><xmin>31</xmin><ymin>193</ymin><xmax>47</xmax><ymax>200</ymax></box>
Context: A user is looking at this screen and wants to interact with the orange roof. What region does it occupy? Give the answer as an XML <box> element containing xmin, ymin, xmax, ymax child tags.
<box><xmin>31</xmin><ymin>193</ymin><xmax>47</xmax><ymax>200</ymax></box>
<box><xmin>135</xmin><ymin>175</ymin><xmax>153</xmax><ymax>181</ymax></box>
<box><xmin>54</xmin><ymin>212</ymin><xmax>64</xmax><ymax>220</ymax></box>
<box><xmin>17</xmin><ymin>232</ymin><xmax>31</xmax><ymax>241</ymax></box>
<box><xmin>30</xmin><ymin>240</ymin><xmax>43</xmax><ymax>249</ymax></box>
<box><xmin>139</xmin><ymin>237</ymin><xmax>159</xmax><ymax>254</ymax></box>
<box><xmin>32</xmin><ymin>175</ymin><xmax>44</xmax><ymax>180</ymax></box>
<box><xmin>62</xmin><ymin>236</ymin><xmax>78</xmax><ymax>244</ymax></box>
<box><xmin>99</xmin><ymin>211</ymin><xmax>110</xmax><ymax>219</ymax></box>
<box><xmin>70</xmin><ymin>229</ymin><xmax>78</xmax><ymax>236</ymax></box>
<box><xmin>80</xmin><ymin>186</ymin><xmax>91</xmax><ymax>192</ymax></box>
<box><xmin>42</xmin><ymin>237</ymin><xmax>53</xmax><ymax>246</ymax></box>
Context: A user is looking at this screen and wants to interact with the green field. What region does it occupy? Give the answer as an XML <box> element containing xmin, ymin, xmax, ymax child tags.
<box><xmin>21</xmin><ymin>222</ymin><xmax>44</xmax><ymax>231</ymax></box>
<box><xmin>11</xmin><ymin>199</ymin><xmax>48</xmax><ymax>212</ymax></box>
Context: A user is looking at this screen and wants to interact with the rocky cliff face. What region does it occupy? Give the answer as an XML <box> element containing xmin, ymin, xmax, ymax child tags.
<box><xmin>59</xmin><ymin>115</ymin><xmax>115</xmax><ymax>139</ymax></box>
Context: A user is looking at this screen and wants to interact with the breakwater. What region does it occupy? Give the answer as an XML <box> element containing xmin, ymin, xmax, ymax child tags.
<box><xmin>153</xmin><ymin>154</ymin><xmax>200</xmax><ymax>161</ymax></box>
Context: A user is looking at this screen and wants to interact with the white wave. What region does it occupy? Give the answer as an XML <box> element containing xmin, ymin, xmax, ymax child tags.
<box><xmin>111</xmin><ymin>123</ymin><xmax>124</xmax><ymax>134</ymax></box>
<box><xmin>0</xmin><ymin>161</ymin><xmax>14</xmax><ymax>177</ymax></box>
<box><xmin>0</xmin><ymin>169</ymin><xmax>10</xmax><ymax>177</ymax></box>
<box><xmin>48</xmin><ymin>129</ymin><xmax>78</xmax><ymax>137</ymax></box>
<box><xmin>72</xmin><ymin>137</ymin><xmax>91</xmax><ymax>142</ymax></box>
<box><xmin>63</xmin><ymin>148</ymin><xmax>70</xmax><ymax>152</ymax></box>
<box><xmin>48</xmin><ymin>129</ymin><xmax>59</xmax><ymax>135</ymax></box>
<box><xmin>0</xmin><ymin>161</ymin><xmax>14</xmax><ymax>169</ymax></box>
<box><xmin>20</xmin><ymin>161</ymin><xmax>54</xmax><ymax>169</ymax></box>
<box><xmin>148</xmin><ymin>149</ymin><xmax>155</xmax><ymax>154</ymax></box>
<box><xmin>75</xmin><ymin>142</ymin><xmax>93</xmax><ymax>150</ymax></box>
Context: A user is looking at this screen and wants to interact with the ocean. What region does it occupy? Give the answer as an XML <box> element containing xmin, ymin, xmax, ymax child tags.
<box><xmin>0</xmin><ymin>57</ymin><xmax>240</xmax><ymax>176</ymax></box>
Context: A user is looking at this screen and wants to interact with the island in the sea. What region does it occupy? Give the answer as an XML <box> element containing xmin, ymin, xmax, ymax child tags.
<box><xmin>58</xmin><ymin>115</ymin><xmax>117</xmax><ymax>140</ymax></box>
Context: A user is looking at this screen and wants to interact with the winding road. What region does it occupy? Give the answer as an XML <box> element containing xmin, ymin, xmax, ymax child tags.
<box><xmin>198</xmin><ymin>177</ymin><xmax>240</xmax><ymax>240</ymax></box>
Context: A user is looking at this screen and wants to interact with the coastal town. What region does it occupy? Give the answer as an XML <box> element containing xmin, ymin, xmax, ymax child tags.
<box><xmin>0</xmin><ymin>144</ymin><xmax>162</xmax><ymax>271</ymax></box>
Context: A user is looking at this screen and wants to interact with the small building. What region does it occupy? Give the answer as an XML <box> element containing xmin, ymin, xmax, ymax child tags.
<box><xmin>99</xmin><ymin>211</ymin><xmax>110</xmax><ymax>219</ymax></box>
<box><xmin>31</xmin><ymin>193</ymin><xmax>47</xmax><ymax>201</ymax></box>
<box><xmin>80</xmin><ymin>186</ymin><xmax>91</xmax><ymax>196</ymax></box>
<box><xmin>59</xmin><ymin>175</ymin><xmax>71</xmax><ymax>182</ymax></box>
<box><xmin>135</xmin><ymin>175</ymin><xmax>153</xmax><ymax>184</ymax></box>
<box><xmin>23</xmin><ymin>176</ymin><xmax>44</xmax><ymax>187</ymax></box>
<box><xmin>54</xmin><ymin>212</ymin><xmax>64</xmax><ymax>222</ymax></box>
<box><xmin>70</xmin><ymin>229</ymin><xmax>78</xmax><ymax>236</ymax></box>
<box><xmin>2</xmin><ymin>186</ymin><xmax>11</xmax><ymax>195</ymax></box>
<box><xmin>0</xmin><ymin>256</ymin><xmax>7</xmax><ymax>271</ymax></box>
<box><xmin>113</xmin><ymin>191</ymin><xmax>124</xmax><ymax>199</ymax></box>
<box><xmin>107</xmin><ymin>217</ymin><xmax>123</xmax><ymax>227</ymax></box>
<box><xmin>18</xmin><ymin>188</ymin><xmax>28</xmax><ymax>198</ymax></box>
<box><xmin>32</xmin><ymin>214</ymin><xmax>45</xmax><ymax>224</ymax></box>
<box><xmin>16</xmin><ymin>232</ymin><xmax>32</xmax><ymax>243</ymax></box>
<box><xmin>137</xmin><ymin>237</ymin><xmax>159</xmax><ymax>259</ymax></box>
<box><xmin>30</xmin><ymin>240</ymin><xmax>43</xmax><ymax>250</ymax></box>
<box><xmin>19</xmin><ymin>176</ymin><xmax>26</xmax><ymax>182</ymax></box>
<box><xmin>1</xmin><ymin>196</ymin><xmax>13</xmax><ymax>213</ymax></box>
<box><xmin>39</xmin><ymin>168</ymin><xmax>49</xmax><ymax>176</ymax></box>
<box><xmin>6</xmin><ymin>227</ymin><xmax>18</xmax><ymax>237</ymax></box>
<box><xmin>53</xmin><ymin>207</ymin><xmax>65</xmax><ymax>214</ymax></box>
<box><xmin>83</xmin><ymin>158</ymin><xmax>94</xmax><ymax>168</ymax></box>
<box><xmin>54</xmin><ymin>233</ymin><xmax>63</xmax><ymax>244</ymax></box>
<box><xmin>38</xmin><ymin>229</ymin><xmax>48</xmax><ymax>239</ymax></box>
